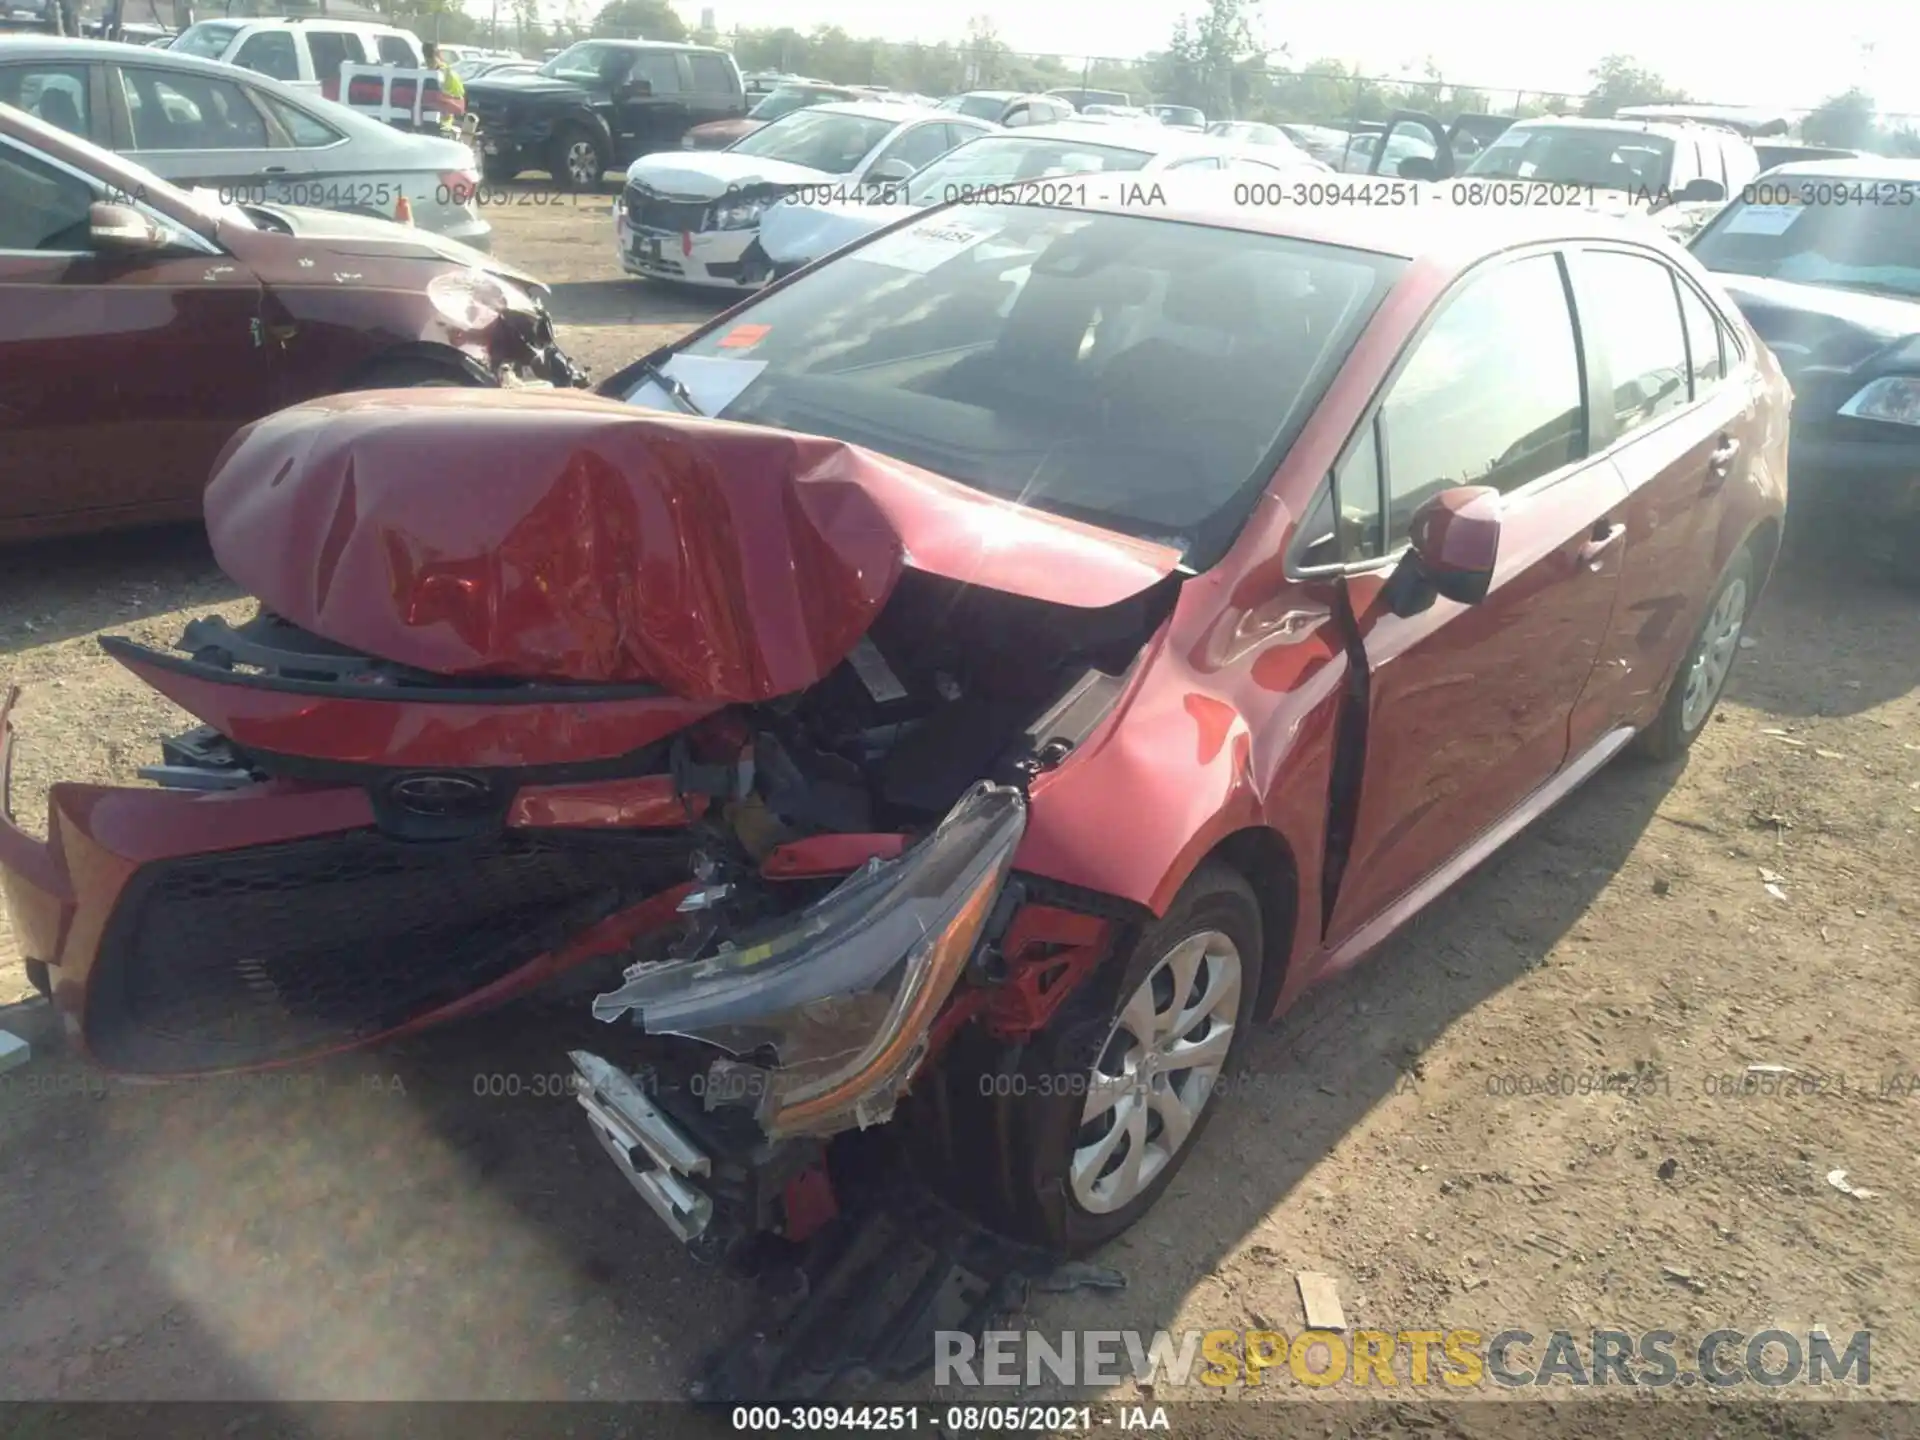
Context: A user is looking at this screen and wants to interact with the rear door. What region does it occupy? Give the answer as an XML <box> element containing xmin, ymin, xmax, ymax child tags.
<box><xmin>0</xmin><ymin>132</ymin><xmax>270</xmax><ymax>534</ymax></box>
<box><xmin>1566</xmin><ymin>246</ymin><xmax>1760</xmax><ymax>749</ymax></box>
<box><xmin>109</xmin><ymin>62</ymin><xmax>279</xmax><ymax>200</ymax></box>
<box><xmin>1310</xmin><ymin>249</ymin><xmax>1631</xmax><ymax>944</ymax></box>
<box><xmin>684</xmin><ymin>50</ymin><xmax>744</xmax><ymax>128</ymax></box>
<box><xmin>307</xmin><ymin>28</ymin><xmax>363</xmax><ymax>102</ymax></box>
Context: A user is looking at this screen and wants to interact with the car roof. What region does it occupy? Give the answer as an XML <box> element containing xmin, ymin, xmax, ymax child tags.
<box><xmin>0</xmin><ymin>34</ymin><xmax>304</xmax><ymax>75</ymax></box>
<box><xmin>1023</xmin><ymin>184</ymin><xmax>1687</xmax><ymax>265</ymax></box>
<box><xmin>807</xmin><ymin>99</ymin><xmax>954</xmax><ymax>123</ymax></box>
<box><xmin>1506</xmin><ymin>115</ymin><xmax>1750</xmax><ymax>143</ymax></box>
<box><xmin>1760</xmin><ymin>155</ymin><xmax>1920</xmax><ymax>181</ymax></box>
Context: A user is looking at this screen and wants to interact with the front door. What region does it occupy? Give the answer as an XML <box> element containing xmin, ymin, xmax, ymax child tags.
<box><xmin>1324</xmin><ymin>249</ymin><xmax>1630</xmax><ymax>944</ymax></box>
<box><xmin>613</xmin><ymin>50</ymin><xmax>691</xmax><ymax>161</ymax></box>
<box><xmin>110</xmin><ymin>62</ymin><xmax>280</xmax><ymax>202</ymax></box>
<box><xmin>0</xmin><ymin>134</ymin><xmax>269</xmax><ymax>535</ymax></box>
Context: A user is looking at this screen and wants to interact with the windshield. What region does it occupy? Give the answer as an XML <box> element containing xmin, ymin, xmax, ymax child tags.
<box><xmin>1466</xmin><ymin>125</ymin><xmax>1674</xmax><ymax>192</ymax></box>
<box><xmin>539</xmin><ymin>42</ymin><xmax>631</xmax><ymax>84</ymax></box>
<box><xmin>168</xmin><ymin>20</ymin><xmax>242</xmax><ymax>57</ymax></box>
<box><xmin>904</xmin><ymin>136</ymin><xmax>1152</xmax><ymax>204</ymax></box>
<box><xmin>623</xmin><ymin>204</ymin><xmax>1403</xmax><ymax>564</ymax></box>
<box><xmin>729</xmin><ymin>109</ymin><xmax>898</xmax><ymax>173</ymax></box>
<box><xmin>749</xmin><ymin>87</ymin><xmax>839</xmax><ymax>121</ymax></box>
<box><xmin>1692</xmin><ymin>183</ymin><xmax>1920</xmax><ymax>300</ymax></box>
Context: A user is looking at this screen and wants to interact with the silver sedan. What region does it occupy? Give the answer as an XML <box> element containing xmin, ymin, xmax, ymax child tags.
<box><xmin>0</xmin><ymin>36</ymin><xmax>490</xmax><ymax>247</ymax></box>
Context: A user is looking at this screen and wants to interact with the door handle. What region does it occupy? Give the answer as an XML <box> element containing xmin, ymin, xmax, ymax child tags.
<box><xmin>1705</xmin><ymin>434</ymin><xmax>1740</xmax><ymax>490</ymax></box>
<box><xmin>258</xmin><ymin>165</ymin><xmax>289</xmax><ymax>175</ymax></box>
<box><xmin>1578</xmin><ymin>521</ymin><xmax>1625</xmax><ymax>569</ymax></box>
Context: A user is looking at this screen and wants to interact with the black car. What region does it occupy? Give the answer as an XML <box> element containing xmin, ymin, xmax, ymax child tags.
<box><xmin>1691</xmin><ymin>158</ymin><xmax>1920</xmax><ymax>579</ymax></box>
<box><xmin>467</xmin><ymin>38</ymin><xmax>745</xmax><ymax>188</ymax></box>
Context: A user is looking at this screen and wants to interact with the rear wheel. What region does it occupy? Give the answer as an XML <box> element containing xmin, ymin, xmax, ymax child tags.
<box><xmin>1632</xmin><ymin>544</ymin><xmax>1755</xmax><ymax>761</ymax></box>
<box><xmin>915</xmin><ymin>862</ymin><xmax>1264</xmax><ymax>1253</ymax></box>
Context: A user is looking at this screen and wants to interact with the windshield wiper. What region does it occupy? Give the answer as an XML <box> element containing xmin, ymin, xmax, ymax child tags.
<box><xmin>636</xmin><ymin>359</ymin><xmax>704</xmax><ymax>416</ymax></box>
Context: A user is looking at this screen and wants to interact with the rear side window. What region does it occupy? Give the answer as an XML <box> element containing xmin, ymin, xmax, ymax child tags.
<box><xmin>233</xmin><ymin>29</ymin><xmax>299</xmax><ymax>82</ymax></box>
<box><xmin>1377</xmin><ymin>253</ymin><xmax>1586</xmax><ymax>543</ymax></box>
<box><xmin>686</xmin><ymin>53</ymin><xmax>736</xmax><ymax>93</ymax></box>
<box><xmin>262</xmin><ymin>93</ymin><xmax>344</xmax><ymax>148</ymax></box>
<box><xmin>376</xmin><ymin>34</ymin><xmax>416</xmax><ymax>66</ymax></box>
<box><xmin>1677</xmin><ymin>281</ymin><xmax>1726</xmax><ymax>394</ymax></box>
<box><xmin>1570</xmin><ymin>249</ymin><xmax>1690</xmax><ymax>437</ymax></box>
<box><xmin>0</xmin><ymin>63</ymin><xmax>91</xmax><ymax>138</ymax></box>
<box><xmin>121</xmin><ymin>68</ymin><xmax>269</xmax><ymax>151</ymax></box>
<box><xmin>307</xmin><ymin>32</ymin><xmax>359</xmax><ymax>90</ymax></box>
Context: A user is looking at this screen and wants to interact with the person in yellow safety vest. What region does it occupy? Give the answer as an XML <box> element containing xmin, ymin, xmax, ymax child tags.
<box><xmin>421</xmin><ymin>42</ymin><xmax>465</xmax><ymax>137</ymax></box>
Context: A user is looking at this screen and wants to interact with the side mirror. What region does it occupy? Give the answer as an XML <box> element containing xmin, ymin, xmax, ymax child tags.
<box><xmin>1395</xmin><ymin>155</ymin><xmax>1438</xmax><ymax>181</ymax></box>
<box><xmin>865</xmin><ymin>158</ymin><xmax>915</xmax><ymax>185</ymax></box>
<box><xmin>1384</xmin><ymin>485</ymin><xmax>1502</xmax><ymax>615</ymax></box>
<box><xmin>89</xmin><ymin>201</ymin><xmax>168</xmax><ymax>253</ymax></box>
<box><xmin>1677</xmin><ymin>177</ymin><xmax>1726</xmax><ymax>203</ymax></box>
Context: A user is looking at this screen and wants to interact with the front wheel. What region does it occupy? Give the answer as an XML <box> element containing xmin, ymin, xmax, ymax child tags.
<box><xmin>548</xmin><ymin>127</ymin><xmax>605</xmax><ymax>191</ymax></box>
<box><xmin>916</xmin><ymin>861</ymin><xmax>1264</xmax><ymax>1254</ymax></box>
<box><xmin>1632</xmin><ymin>545</ymin><xmax>1756</xmax><ymax>761</ymax></box>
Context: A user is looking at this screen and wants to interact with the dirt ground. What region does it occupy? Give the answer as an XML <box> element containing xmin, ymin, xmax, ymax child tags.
<box><xmin>1</xmin><ymin>193</ymin><xmax>1916</xmax><ymax>1426</ymax></box>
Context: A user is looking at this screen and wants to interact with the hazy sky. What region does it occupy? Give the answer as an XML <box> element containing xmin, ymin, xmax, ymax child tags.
<box><xmin>676</xmin><ymin>0</ymin><xmax>1918</xmax><ymax>117</ymax></box>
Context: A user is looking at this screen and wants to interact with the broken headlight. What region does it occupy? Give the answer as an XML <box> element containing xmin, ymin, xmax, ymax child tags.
<box><xmin>592</xmin><ymin>781</ymin><xmax>1027</xmax><ymax>1139</ymax></box>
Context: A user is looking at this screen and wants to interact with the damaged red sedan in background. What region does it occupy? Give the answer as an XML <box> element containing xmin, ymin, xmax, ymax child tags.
<box><xmin>1</xmin><ymin>194</ymin><xmax>1785</xmax><ymax>1273</ymax></box>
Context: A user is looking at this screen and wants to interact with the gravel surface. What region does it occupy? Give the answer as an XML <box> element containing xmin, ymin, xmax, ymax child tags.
<box><xmin>1</xmin><ymin>195</ymin><xmax>1915</xmax><ymax>1420</ymax></box>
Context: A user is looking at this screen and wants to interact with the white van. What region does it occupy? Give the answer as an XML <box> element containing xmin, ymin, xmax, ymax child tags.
<box><xmin>168</xmin><ymin>18</ymin><xmax>424</xmax><ymax>99</ymax></box>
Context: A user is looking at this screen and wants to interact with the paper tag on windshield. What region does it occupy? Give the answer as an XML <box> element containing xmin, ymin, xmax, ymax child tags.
<box><xmin>1724</xmin><ymin>203</ymin><xmax>1804</xmax><ymax>236</ymax></box>
<box><xmin>846</xmin><ymin>636</ymin><xmax>908</xmax><ymax>703</ymax></box>
<box><xmin>857</xmin><ymin>216</ymin><xmax>1000</xmax><ymax>274</ymax></box>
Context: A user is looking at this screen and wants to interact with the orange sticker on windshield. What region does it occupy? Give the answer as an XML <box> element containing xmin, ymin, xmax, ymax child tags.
<box><xmin>718</xmin><ymin>324</ymin><xmax>771</xmax><ymax>349</ymax></box>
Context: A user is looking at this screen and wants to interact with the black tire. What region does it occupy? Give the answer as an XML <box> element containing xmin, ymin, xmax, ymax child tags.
<box><xmin>1631</xmin><ymin>544</ymin><xmax>1757</xmax><ymax>761</ymax></box>
<box><xmin>481</xmin><ymin>154</ymin><xmax>519</xmax><ymax>184</ymax></box>
<box><xmin>913</xmin><ymin>861</ymin><xmax>1264</xmax><ymax>1254</ymax></box>
<box><xmin>548</xmin><ymin>126</ymin><xmax>605</xmax><ymax>191</ymax></box>
<box><xmin>351</xmin><ymin>359</ymin><xmax>476</xmax><ymax>390</ymax></box>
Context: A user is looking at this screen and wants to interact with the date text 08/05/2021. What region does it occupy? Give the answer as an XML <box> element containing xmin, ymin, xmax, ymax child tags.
<box><xmin>728</xmin><ymin>1405</ymin><xmax>1164</xmax><ymax>1432</ymax></box>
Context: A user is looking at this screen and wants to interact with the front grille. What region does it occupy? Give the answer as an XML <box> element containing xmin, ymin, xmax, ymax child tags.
<box><xmin>89</xmin><ymin>828</ymin><xmax>694</xmax><ymax>1074</ymax></box>
<box><xmin>624</xmin><ymin>182</ymin><xmax>710</xmax><ymax>234</ymax></box>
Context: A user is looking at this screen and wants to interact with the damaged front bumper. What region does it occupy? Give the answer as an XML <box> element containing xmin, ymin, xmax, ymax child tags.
<box><xmin>572</xmin><ymin>782</ymin><xmax>1027</xmax><ymax>1244</ymax></box>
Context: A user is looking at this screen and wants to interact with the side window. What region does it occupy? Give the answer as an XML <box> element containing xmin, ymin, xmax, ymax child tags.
<box><xmin>0</xmin><ymin>139</ymin><xmax>94</xmax><ymax>251</ymax></box>
<box><xmin>121</xmin><ymin>69</ymin><xmax>270</xmax><ymax>151</ymax></box>
<box><xmin>1003</xmin><ymin>104</ymin><xmax>1030</xmax><ymax>127</ymax></box>
<box><xmin>629</xmin><ymin>52</ymin><xmax>682</xmax><ymax>94</ymax></box>
<box><xmin>306</xmin><ymin>32</ymin><xmax>358</xmax><ymax>90</ymax></box>
<box><xmin>686</xmin><ymin>54</ymin><xmax>735</xmax><ymax>93</ymax></box>
<box><xmin>0</xmin><ymin>63</ymin><xmax>91</xmax><ymax>138</ymax></box>
<box><xmin>375</xmin><ymin>34</ymin><xmax>416</xmax><ymax>67</ymax></box>
<box><xmin>874</xmin><ymin>122</ymin><xmax>956</xmax><ymax>174</ymax></box>
<box><xmin>1570</xmin><ymin>249</ymin><xmax>1690</xmax><ymax>437</ymax></box>
<box><xmin>261</xmin><ymin>93</ymin><xmax>344</xmax><ymax>148</ymax></box>
<box><xmin>234</xmin><ymin>30</ymin><xmax>300</xmax><ymax>82</ymax></box>
<box><xmin>1379</xmin><ymin>254</ymin><xmax>1586</xmax><ymax>542</ymax></box>
<box><xmin>1677</xmin><ymin>281</ymin><xmax>1726</xmax><ymax>396</ymax></box>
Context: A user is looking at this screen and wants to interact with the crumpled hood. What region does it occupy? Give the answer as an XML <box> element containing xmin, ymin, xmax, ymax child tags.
<box><xmin>201</xmin><ymin>389</ymin><xmax>1180</xmax><ymax>702</ymax></box>
<box><xmin>626</xmin><ymin>150</ymin><xmax>835</xmax><ymax>198</ymax></box>
<box><xmin>757</xmin><ymin>197</ymin><xmax>912</xmax><ymax>264</ymax></box>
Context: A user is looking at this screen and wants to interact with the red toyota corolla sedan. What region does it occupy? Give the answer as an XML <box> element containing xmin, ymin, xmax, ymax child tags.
<box><xmin>0</xmin><ymin>192</ymin><xmax>1786</xmax><ymax>1260</ymax></box>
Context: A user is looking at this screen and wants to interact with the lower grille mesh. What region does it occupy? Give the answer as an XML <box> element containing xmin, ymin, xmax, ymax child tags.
<box><xmin>90</xmin><ymin>828</ymin><xmax>692</xmax><ymax>1073</ymax></box>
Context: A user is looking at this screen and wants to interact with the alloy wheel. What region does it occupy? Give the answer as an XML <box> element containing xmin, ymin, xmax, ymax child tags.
<box><xmin>565</xmin><ymin>140</ymin><xmax>600</xmax><ymax>188</ymax></box>
<box><xmin>1679</xmin><ymin>575</ymin><xmax>1749</xmax><ymax>734</ymax></box>
<box><xmin>1071</xmin><ymin>930</ymin><xmax>1241</xmax><ymax>1213</ymax></box>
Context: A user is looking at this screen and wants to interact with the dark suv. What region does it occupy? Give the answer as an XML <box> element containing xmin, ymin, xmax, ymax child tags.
<box><xmin>468</xmin><ymin>39</ymin><xmax>745</xmax><ymax>188</ymax></box>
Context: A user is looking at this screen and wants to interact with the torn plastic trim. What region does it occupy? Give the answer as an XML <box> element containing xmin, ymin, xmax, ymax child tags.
<box><xmin>571</xmin><ymin>1049</ymin><xmax>716</xmax><ymax>1241</ymax></box>
<box><xmin>591</xmin><ymin>781</ymin><xmax>1027</xmax><ymax>1140</ymax></box>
